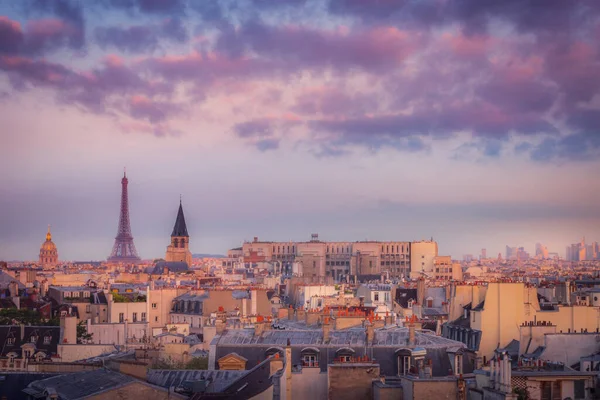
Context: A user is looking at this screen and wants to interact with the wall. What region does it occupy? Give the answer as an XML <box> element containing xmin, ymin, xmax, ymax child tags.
<box><xmin>372</xmin><ymin>381</ymin><xmax>403</xmax><ymax>400</ymax></box>
<box><xmin>87</xmin><ymin>381</ymin><xmax>184</xmax><ymax>400</ymax></box>
<box><xmin>410</xmin><ymin>241</ymin><xmax>438</xmax><ymax>275</ymax></box>
<box><xmin>471</xmin><ymin>283</ymin><xmax>539</xmax><ymax>359</ymax></box>
<box><xmin>87</xmin><ymin>321</ymin><xmax>150</xmax><ymax>345</ymax></box>
<box><xmin>58</xmin><ymin>344</ymin><xmax>117</xmax><ymax>362</ymax></box>
<box><xmin>291</xmin><ymin>367</ymin><xmax>328</xmax><ymax>400</ymax></box>
<box><xmin>148</xmin><ymin>288</ymin><xmax>182</xmax><ymax>329</ymax></box>
<box><xmin>328</xmin><ymin>363</ymin><xmax>380</xmax><ymax>400</ymax></box>
<box><xmin>448</xmin><ymin>285</ymin><xmax>487</xmax><ymax>322</ymax></box>
<box><xmin>411</xmin><ymin>379</ymin><xmax>457</xmax><ymax>400</ymax></box>
<box><xmin>109</xmin><ymin>299</ymin><xmax>148</xmax><ymax>324</ymax></box>
<box><xmin>541</xmin><ymin>334</ymin><xmax>600</xmax><ymax>366</ymax></box>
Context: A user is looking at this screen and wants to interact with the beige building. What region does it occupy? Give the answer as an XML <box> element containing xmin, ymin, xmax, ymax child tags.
<box><xmin>445</xmin><ymin>282</ymin><xmax>600</xmax><ymax>360</ymax></box>
<box><xmin>242</xmin><ymin>235</ymin><xmax>433</xmax><ymax>280</ymax></box>
<box><xmin>165</xmin><ymin>200</ymin><xmax>192</xmax><ymax>266</ymax></box>
<box><xmin>433</xmin><ymin>256</ymin><xmax>463</xmax><ymax>281</ymax></box>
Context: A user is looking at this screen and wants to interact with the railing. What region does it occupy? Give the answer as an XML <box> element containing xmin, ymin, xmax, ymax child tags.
<box><xmin>302</xmin><ymin>361</ymin><xmax>319</xmax><ymax>368</ymax></box>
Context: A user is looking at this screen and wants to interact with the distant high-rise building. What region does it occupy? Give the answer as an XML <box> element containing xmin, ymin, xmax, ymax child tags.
<box><xmin>165</xmin><ymin>199</ymin><xmax>192</xmax><ymax>266</ymax></box>
<box><xmin>517</xmin><ymin>247</ymin><xmax>530</xmax><ymax>262</ymax></box>
<box><xmin>506</xmin><ymin>246</ymin><xmax>518</xmax><ymax>260</ymax></box>
<box><xmin>481</xmin><ymin>249</ymin><xmax>487</xmax><ymax>260</ymax></box>
<box><xmin>107</xmin><ymin>171</ymin><xmax>141</xmax><ymax>263</ymax></box>
<box><xmin>566</xmin><ymin>246</ymin><xmax>572</xmax><ymax>261</ymax></box>
<box><xmin>535</xmin><ymin>243</ymin><xmax>549</xmax><ymax>259</ymax></box>
<box><xmin>39</xmin><ymin>225</ymin><xmax>58</xmax><ymax>267</ymax></box>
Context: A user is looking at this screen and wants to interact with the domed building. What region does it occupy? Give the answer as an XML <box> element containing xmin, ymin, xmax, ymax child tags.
<box><xmin>39</xmin><ymin>225</ymin><xmax>58</xmax><ymax>267</ymax></box>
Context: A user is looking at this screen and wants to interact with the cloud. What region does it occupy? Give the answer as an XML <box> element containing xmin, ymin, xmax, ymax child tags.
<box><xmin>28</xmin><ymin>0</ymin><xmax>85</xmax><ymax>48</ymax></box>
<box><xmin>94</xmin><ymin>18</ymin><xmax>188</xmax><ymax>53</ymax></box>
<box><xmin>215</xmin><ymin>22</ymin><xmax>422</xmax><ymax>72</ymax></box>
<box><xmin>103</xmin><ymin>0</ymin><xmax>186</xmax><ymax>15</ymax></box>
<box><xmin>0</xmin><ymin>16</ymin><xmax>83</xmax><ymax>56</ymax></box>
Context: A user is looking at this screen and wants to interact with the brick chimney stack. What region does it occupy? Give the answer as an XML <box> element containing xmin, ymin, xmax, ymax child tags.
<box><xmin>323</xmin><ymin>317</ymin><xmax>332</xmax><ymax>343</ymax></box>
<box><xmin>366</xmin><ymin>321</ymin><xmax>374</xmax><ymax>344</ymax></box>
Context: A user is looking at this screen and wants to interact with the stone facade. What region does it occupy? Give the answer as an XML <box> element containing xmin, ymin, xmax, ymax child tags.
<box><xmin>242</xmin><ymin>236</ymin><xmax>435</xmax><ymax>280</ymax></box>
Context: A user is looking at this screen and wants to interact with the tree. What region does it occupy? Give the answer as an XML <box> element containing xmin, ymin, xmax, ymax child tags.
<box><xmin>77</xmin><ymin>321</ymin><xmax>93</xmax><ymax>343</ymax></box>
<box><xmin>513</xmin><ymin>387</ymin><xmax>530</xmax><ymax>400</ymax></box>
<box><xmin>185</xmin><ymin>357</ymin><xmax>208</xmax><ymax>370</ymax></box>
<box><xmin>0</xmin><ymin>309</ymin><xmax>55</xmax><ymax>325</ymax></box>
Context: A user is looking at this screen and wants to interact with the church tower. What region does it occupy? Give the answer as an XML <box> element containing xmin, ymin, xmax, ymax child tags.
<box><xmin>165</xmin><ymin>199</ymin><xmax>192</xmax><ymax>266</ymax></box>
<box><xmin>39</xmin><ymin>225</ymin><xmax>58</xmax><ymax>268</ymax></box>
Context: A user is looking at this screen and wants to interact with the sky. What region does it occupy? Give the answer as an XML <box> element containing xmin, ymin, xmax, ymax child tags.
<box><xmin>1</xmin><ymin>0</ymin><xmax>599</xmax><ymax>261</ymax></box>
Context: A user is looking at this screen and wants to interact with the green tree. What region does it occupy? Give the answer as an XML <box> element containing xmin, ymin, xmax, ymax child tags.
<box><xmin>77</xmin><ymin>321</ymin><xmax>93</xmax><ymax>343</ymax></box>
<box><xmin>0</xmin><ymin>309</ymin><xmax>53</xmax><ymax>325</ymax></box>
<box><xmin>185</xmin><ymin>357</ymin><xmax>208</xmax><ymax>370</ymax></box>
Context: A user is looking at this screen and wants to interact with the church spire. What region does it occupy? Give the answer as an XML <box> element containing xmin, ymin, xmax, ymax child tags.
<box><xmin>171</xmin><ymin>200</ymin><xmax>189</xmax><ymax>237</ymax></box>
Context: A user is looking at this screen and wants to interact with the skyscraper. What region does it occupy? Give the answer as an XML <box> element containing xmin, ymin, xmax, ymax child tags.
<box><xmin>107</xmin><ymin>171</ymin><xmax>141</xmax><ymax>263</ymax></box>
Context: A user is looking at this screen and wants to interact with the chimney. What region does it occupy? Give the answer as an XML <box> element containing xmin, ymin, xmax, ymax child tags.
<box><xmin>408</xmin><ymin>323</ymin><xmax>416</xmax><ymax>346</ymax></box>
<box><xmin>366</xmin><ymin>321</ymin><xmax>374</xmax><ymax>344</ymax></box>
<box><xmin>359</xmin><ymin>296</ymin><xmax>365</xmax><ymax>307</ymax></box>
<box><xmin>20</xmin><ymin>323</ymin><xmax>25</xmax><ymax>341</ymax></box>
<box><xmin>60</xmin><ymin>316</ymin><xmax>77</xmax><ymax>344</ymax></box>
<box><xmin>285</xmin><ymin>340</ymin><xmax>293</xmax><ymax>400</ymax></box>
<box><xmin>384</xmin><ymin>312</ymin><xmax>393</xmax><ymax>327</ymax></box>
<box><xmin>40</xmin><ymin>279</ymin><xmax>49</xmax><ymax>297</ymax></box>
<box><xmin>215</xmin><ymin>319</ymin><xmax>226</xmax><ymax>335</ymax></box>
<box><xmin>417</xmin><ymin>278</ymin><xmax>425</xmax><ymax>306</ymax></box>
<box><xmin>323</xmin><ymin>318</ymin><xmax>331</xmax><ymax>343</ymax></box>
<box><xmin>287</xmin><ymin>305</ymin><xmax>294</xmax><ymax>320</ymax></box>
<box><xmin>424</xmin><ymin>359</ymin><xmax>432</xmax><ymax>378</ymax></box>
<box><xmin>254</xmin><ymin>317</ymin><xmax>265</xmax><ymax>337</ymax></box>
<box><xmin>9</xmin><ymin>281</ymin><xmax>18</xmax><ymax>298</ymax></box>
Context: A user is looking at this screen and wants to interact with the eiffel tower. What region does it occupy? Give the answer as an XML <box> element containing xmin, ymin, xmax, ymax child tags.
<box><xmin>107</xmin><ymin>170</ymin><xmax>141</xmax><ymax>263</ymax></box>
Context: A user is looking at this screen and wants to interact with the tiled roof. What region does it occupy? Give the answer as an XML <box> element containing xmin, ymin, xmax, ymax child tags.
<box><xmin>23</xmin><ymin>369</ymin><xmax>135</xmax><ymax>399</ymax></box>
<box><xmin>147</xmin><ymin>369</ymin><xmax>247</xmax><ymax>393</ymax></box>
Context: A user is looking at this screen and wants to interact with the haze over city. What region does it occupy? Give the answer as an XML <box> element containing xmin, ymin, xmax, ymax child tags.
<box><xmin>1</xmin><ymin>0</ymin><xmax>599</xmax><ymax>261</ymax></box>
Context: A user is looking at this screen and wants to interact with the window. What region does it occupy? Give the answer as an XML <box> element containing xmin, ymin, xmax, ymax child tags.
<box><xmin>141</xmin><ymin>312</ymin><xmax>147</xmax><ymax>322</ymax></box>
<box><xmin>30</xmin><ymin>336</ymin><xmax>38</xmax><ymax>343</ymax></box>
<box><xmin>399</xmin><ymin>355</ymin><xmax>411</xmax><ymax>375</ymax></box>
<box><xmin>44</xmin><ymin>336</ymin><xmax>51</xmax><ymax>344</ymax></box>
<box><xmin>119</xmin><ymin>313</ymin><xmax>124</xmax><ymax>323</ymax></box>
<box><xmin>6</xmin><ymin>337</ymin><xmax>15</xmax><ymax>345</ymax></box>
<box><xmin>155</xmin><ymin>316</ymin><xmax>158</xmax><ymax>322</ymax></box>
<box><xmin>133</xmin><ymin>312</ymin><xmax>138</xmax><ymax>322</ymax></box>
<box><xmin>455</xmin><ymin>354</ymin><xmax>463</xmax><ymax>375</ymax></box>
<box><xmin>302</xmin><ymin>354</ymin><xmax>318</xmax><ymax>367</ymax></box>
<box><xmin>374</xmin><ymin>292</ymin><xmax>379</xmax><ymax>302</ymax></box>
<box><xmin>339</xmin><ymin>355</ymin><xmax>351</xmax><ymax>362</ymax></box>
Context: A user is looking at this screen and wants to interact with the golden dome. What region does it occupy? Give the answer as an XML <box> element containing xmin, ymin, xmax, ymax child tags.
<box><xmin>41</xmin><ymin>241</ymin><xmax>57</xmax><ymax>251</ymax></box>
<box><xmin>41</xmin><ymin>225</ymin><xmax>57</xmax><ymax>252</ymax></box>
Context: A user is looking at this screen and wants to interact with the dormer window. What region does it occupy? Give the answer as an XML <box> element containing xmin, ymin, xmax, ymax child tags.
<box><xmin>30</xmin><ymin>335</ymin><xmax>38</xmax><ymax>343</ymax></box>
<box><xmin>6</xmin><ymin>337</ymin><xmax>15</xmax><ymax>345</ymax></box>
<box><xmin>44</xmin><ymin>336</ymin><xmax>51</xmax><ymax>344</ymax></box>
<box><xmin>301</xmin><ymin>347</ymin><xmax>319</xmax><ymax>368</ymax></box>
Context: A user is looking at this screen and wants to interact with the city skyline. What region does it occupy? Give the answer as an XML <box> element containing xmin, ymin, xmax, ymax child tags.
<box><xmin>1</xmin><ymin>1</ymin><xmax>599</xmax><ymax>260</ymax></box>
<box><xmin>0</xmin><ymin>169</ymin><xmax>596</xmax><ymax>262</ymax></box>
